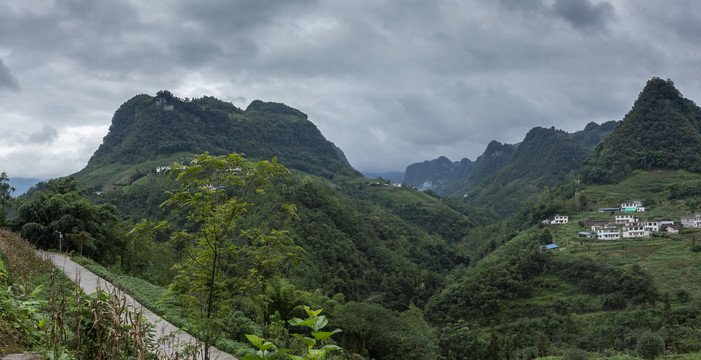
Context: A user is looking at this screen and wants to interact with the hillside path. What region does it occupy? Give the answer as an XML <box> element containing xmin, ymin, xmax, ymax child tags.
<box><xmin>38</xmin><ymin>251</ymin><xmax>238</xmax><ymax>360</ymax></box>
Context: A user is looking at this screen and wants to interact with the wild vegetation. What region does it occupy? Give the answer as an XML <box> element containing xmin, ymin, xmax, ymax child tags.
<box><xmin>0</xmin><ymin>230</ymin><xmax>184</xmax><ymax>359</ymax></box>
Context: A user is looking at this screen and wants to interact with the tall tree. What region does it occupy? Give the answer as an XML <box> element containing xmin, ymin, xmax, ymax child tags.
<box><xmin>0</xmin><ymin>171</ymin><xmax>15</xmax><ymax>227</ymax></box>
<box><xmin>11</xmin><ymin>176</ymin><xmax>121</xmax><ymax>260</ymax></box>
<box><xmin>158</xmin><ymin>152</ymin><xmax>302</xmax><ymax>360</ymax></box>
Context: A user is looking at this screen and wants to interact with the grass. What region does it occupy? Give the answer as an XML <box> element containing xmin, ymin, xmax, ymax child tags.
<box><xmin>536</xmin><ymin>352</ymin><xmax>701</xmax><ymax>359</ymax></box>
<box><xmin>520</xmin><ymin>170</ymin><xmax>701</xmax><ymax>302</ymax></box>
<box><xmin>74</xmin><ymin>151</ymin><xmax>196</xmax><ymax>192</ymax></box>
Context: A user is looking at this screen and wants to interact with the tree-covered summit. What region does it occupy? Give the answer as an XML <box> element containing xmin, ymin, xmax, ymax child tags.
<box><xmin>582</xmin><ymin>77</ymin><xmax>701</xmax><ymax>183</ymax></box>
<box><xmin>86</xmin><ymin>91</ymin><xmax>359</xmax><ymax>179</ymax></box>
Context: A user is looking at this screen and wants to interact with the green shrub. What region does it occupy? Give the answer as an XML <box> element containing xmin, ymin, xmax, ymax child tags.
<box><xmin>563</xmin><ymin>348</ymin><xmax>590</xmax><ymax>360</ymax></box>
<box><xmin>636</xmin><ymin>331</ymin><xmax>665</xmax><ymax>360</ymax></box>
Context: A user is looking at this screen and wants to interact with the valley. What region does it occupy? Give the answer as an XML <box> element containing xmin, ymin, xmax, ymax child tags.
<box><xmin>1</xmin><ymin>78</ymin><xmax>701</xmax><ymax>359</ymax></box>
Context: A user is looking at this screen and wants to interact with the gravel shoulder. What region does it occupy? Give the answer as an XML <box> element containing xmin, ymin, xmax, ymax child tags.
<box><xmin>39</xmin><ymin>251</ymin><xmax>237</xmax><ymax>360</ymax></box>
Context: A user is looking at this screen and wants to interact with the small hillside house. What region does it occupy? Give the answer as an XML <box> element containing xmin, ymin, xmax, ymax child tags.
<box><xmin>551</xmin><ymin>215</ymin><xmax>569</xmax><ymax>224</ymax></box>
<box><xmin>680</xmin><ymin>214</ymin><xmax>701</xmax><ymax>228</ymax></box>
<box><xmin>643</xmin><ymin>221</ymin><xmax>659</xmax><ymax>232</ymax></box>
<box><xmin>622</xmin><ymin>223</ymin><xmax>650</xmax><ymax>238</ymax></box>
<box><xmin>621</xmin><ymin>201</ymin><xmax>642</xmax><ymax>208</ymax></box>
<box><xmin>660</xmin><ymin>221</ymin><xmax>679</xmax><ymax>233</ymax></box>
<box><xmin>615</xmin><ymin>214</ymin><xmax>636</xmax><ymax>223</ymax></box>
<box><xmin>596</xmin><ymin>227</ymin><xmax>621</xmax><ymax>241</ymax></box>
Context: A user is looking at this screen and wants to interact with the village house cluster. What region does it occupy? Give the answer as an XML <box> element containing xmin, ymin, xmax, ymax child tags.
<box><xmin>543</xmin><ymin>200</ymin><xmax>691</xmax><ymax>241</ymax></box>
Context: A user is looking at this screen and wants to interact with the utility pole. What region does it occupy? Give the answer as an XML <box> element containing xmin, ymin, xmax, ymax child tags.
<box><xmin>55</xmin><ymin>230</ymin><xmax>63</xmax><ymax>252</ymax></box>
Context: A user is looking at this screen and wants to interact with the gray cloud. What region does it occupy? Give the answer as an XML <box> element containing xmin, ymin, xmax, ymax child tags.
<box><xmin>168</xmin><ymin>41</ymin><xmax>225</xmax><ymax>67</ymax></box>
<box><xmin>0</xmin><ymin>0</ymin><xmax>699</xmax><ymax>177</ymax></box>
<box><xmin>0</xmin><ymin>58</ymin><xmax>19</xmax><ymax>91</ymax></box>
<box><xmin>28</xmin><ymin>125</ymin><xmax>58</xmax><ymax>144</ymax></box>
<box><xmin>552</xmin><ymin>0</ymin><xmax>614</xmax><ymax>30</ymax></box>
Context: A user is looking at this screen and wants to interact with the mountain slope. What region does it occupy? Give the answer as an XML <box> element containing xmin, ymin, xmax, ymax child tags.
<box><xmin>442</xmin><ymin>140</ymin><xmax>517</xmax><ymax>197</ymax></box>
<box><xmin>81</xmin><ymin>91</ymin><xmax>359</xmax><ymax>187</ymax></box>
<box><xmin>463</xmin><ymin>126</ymin><xmax>590</xmax><ymax>217</ymax></box>
<box><xmin>582</xmin><ymin>77</ymin><xmax>701</xmax><ymax>183</ymax></box>
<box><xmin>403</xmin><ymin>156</ymin><xmax>473</xmax><ymax>192</ymax></box>
<box><xmin>569</xmin><ymin>120</ymin><xmax>618</xmax><ymax>149</ymax></box>
<box><xmin>402</xmin><ymin>120</ymin><xmax>612</xmax><ymax>198</ymax></box>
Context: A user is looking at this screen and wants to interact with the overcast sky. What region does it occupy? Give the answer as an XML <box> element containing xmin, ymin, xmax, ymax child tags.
<box><xmin>1</xmin><ymin>0</ymin><xmax>701</xmax><ymax>179</ymax></box>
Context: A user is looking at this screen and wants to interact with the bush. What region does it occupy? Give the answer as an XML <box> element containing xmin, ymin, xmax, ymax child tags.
<box><xmin>636</xmin><ymin>331</ymin><xmax>665</xmax><ymax>360</ymax></box>
<box><xmin>563</xmin><ymin>348</ymin><xmax>590</xmax><ymax>360</ymax></box>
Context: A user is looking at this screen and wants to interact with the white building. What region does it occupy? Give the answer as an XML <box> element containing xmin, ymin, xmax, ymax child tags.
<box><xmin>621</xmin><ymin>201</ymin><xmax>642</xmax><ymax>208</ymax></box>
<box><xmin>622</xmin><ymin>223</ymin><xmax>650</xmax><ymax>238</ymax></box>
<box><xmin>615</xmin><ymin>214</ymin><xmax>636</xmax><ymax>223</ymax></box>
<box><xmin>551</xmin><ymin>215</ymin><xmax>569</xmax><ymax>224</ymax></box>
<box><xmin>596</xmin><ymin>227</ymin><xmax>621</xmax><ymax>241</ymax></box>
<box><xmin>643</xmin><ymin>221</ymin><xmax>659</xmax><ymax>232</ymax></box>
<box><xmin>681</xmin><ymin>214</ymin><xmax>701</xmax><ymax>228</ymax></box>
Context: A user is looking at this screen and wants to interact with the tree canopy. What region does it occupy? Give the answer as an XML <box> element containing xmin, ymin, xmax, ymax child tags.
<box><xmin>11</xmin><ymin>176</ymin><xmax>121</xmax><ymax>260</ymax></box>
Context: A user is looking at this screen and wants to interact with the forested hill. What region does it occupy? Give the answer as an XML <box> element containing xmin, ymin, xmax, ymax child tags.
<box><xmin>403</xmin><ymin>156</ymin><xmax>473</xmax><ymax>192</ymax></box>
<box><xmin>582</xmin><ymin>77</ymin><xmax>701</xmax><ymax>183</ymax></box>
<box><xmin>85</xmin><ymin>90</ymin><xmax>359</xmax><ymax>179</ymax></box>
<box><xmin>441</xmin><ymin>140</ymin><xmax>517</xmax><ymax>197</ymax></box>
<box><xmin>462</xmin><ymin>126</ymin><xmax>590</xmax><ymax>217</ymax></box>
<box><xmin>402</xmin><ymin>121</ymin><xmax>614</xmax><ymax>197</ymax></box>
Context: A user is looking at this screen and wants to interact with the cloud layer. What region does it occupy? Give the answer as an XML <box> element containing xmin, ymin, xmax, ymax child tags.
<box><xmin>1</xmin><ymin>0</ymin><xmax>701</xmax><ymax>178</ymax></box>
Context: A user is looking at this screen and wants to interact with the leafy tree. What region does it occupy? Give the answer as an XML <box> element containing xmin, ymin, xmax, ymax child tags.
<box><xmin>11</xmin><ymin>176</ymin><xmax>121</xmax><ymax>261</ymax></box>
<box><xmin>636</xmin><ymin>331</ymin><xmax>665</xmax><ymax>360</ymax></box>
<box><xmin>562</xmin><ymin>348</ymin><xmax>589</xmax><ymax>360</ymax></box>
<box><xmin>0</xmin><ymin>171</ymin><xmax>15</xmax><ymax>227</ymax></box>
<box><xmin>46</xmin><ymin>175</ymin><xmax>79</xmax><ymax>195</ymax></box>
<box><xmin>158</xmin><ymin>153</ymin><xmax>302</xmax><ymax>360</ymax></box>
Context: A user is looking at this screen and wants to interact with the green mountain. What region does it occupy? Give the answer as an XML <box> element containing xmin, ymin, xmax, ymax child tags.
<box><xmin>442</xmin><ymin>140</ymin><xmax>517</xmax><ymax>197</ymax></box>
<box><xmin>463</xmin><ymin>126</ymin><xmax>590</xmax><ymax>217</ymax></box>
<box><xmin>403</xmin><ymin>156</ymin><xmax>473</xmax><ymax>192</ymax></box>
<box><xmin>78</xmin><ymin>91</ymin><xmax>359</xmax><ymax>190</ymax></box>
<box><xmin>403</xmin><ymin>120</ymin><xmax>614</xmax><ymax>199</ymax></box>
<box><xmin>569</xmin><ymin>120</ymin><xmax>618</xmax><ymax>149</ymax></box>
<box><xmin>582</xmin><ymin>77</ymin><xmax>701</xmax><ymax>183</ymax></box>
<box><xmin>70</xmin><ymin>88</ymin><xmax>484</xmax><ymax>324</ymax></box>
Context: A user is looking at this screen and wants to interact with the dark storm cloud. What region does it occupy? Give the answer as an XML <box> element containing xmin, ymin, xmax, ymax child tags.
<box><xmin>498</xmin><ymin>0</ymin><xmax>614</xmax><ymax>31</ymax></box>
<box><xmin>0</xmin><ymin>58</ymin><xmax>19</xmax><ymax>91</ymax></box>
<box><xmin>174</xmin><ymin>0</ymin><xmax>317</xmax><ymax>33</ymax></box>
<box><xmin>168</xmin><ymin>41</ymin><xmax>225</xmax><ymax>67</ymax></box>
<box><xmin>552</xmin><ymin>0</ymin><xmax>614</xmax><ymax>30</ymax></box>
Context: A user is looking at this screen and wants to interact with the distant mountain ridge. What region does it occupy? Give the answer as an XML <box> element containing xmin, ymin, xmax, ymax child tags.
<box><xmin>83</xmin><ymin>91</ymin><xmax>359</xmax><ymax>182</ymax></box>
<box><xmin>463</xmin><ymin>126</ymin><xmax>591</xmax><ymax>216</ymax></box>
<box><xmin>403</xmin><ymin>156</ymin><xmax>473</xmax><ymax>191</ymax></box>
<box><xmin>403</xmin><ymin>120</ymin><xmax>615</xmax><ymax>197</ymax></box>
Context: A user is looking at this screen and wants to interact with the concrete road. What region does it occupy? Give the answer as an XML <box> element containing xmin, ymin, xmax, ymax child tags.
<box><xmin>39</xmin><ymin>251</ymin><xmax>238</xmax><ymax>360</ymax></box>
